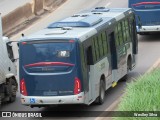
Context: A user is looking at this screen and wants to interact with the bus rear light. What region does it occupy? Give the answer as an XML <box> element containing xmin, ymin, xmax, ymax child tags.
<box><xmin>69</xmin><ymin>40</ymin><xmax>75</xmax><ymax>43</ymax></box>
<box><xmin>74</xmin><ymin>77</ymin><xmax>81</xmax><ymax>95</ymax></box>
<box><xmin>20</xmin><ymin>79</ymin><xmax>28</xmax><ymax>96</ymax></box>
<box><xmin>133</xmin><ymin>2</ymin><xmax>160</xmax><ymax>6</ymax></box>
<box><xmin>22</xmin><ymin>42</ymin><xmax>27</xmax><ymax>45</ymax></box>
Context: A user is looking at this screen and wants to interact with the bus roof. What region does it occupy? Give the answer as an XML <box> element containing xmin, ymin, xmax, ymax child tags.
<box><xmin>20</xmin><ymin>8</ymin><xmax>133</xmax><ymax>42</ymax></box>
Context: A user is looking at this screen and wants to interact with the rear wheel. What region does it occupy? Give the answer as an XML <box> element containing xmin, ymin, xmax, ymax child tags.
<box><xmin>95</xmin><ymin>80</ymin><xmax>105</xmax><ymax>105</ymax></box>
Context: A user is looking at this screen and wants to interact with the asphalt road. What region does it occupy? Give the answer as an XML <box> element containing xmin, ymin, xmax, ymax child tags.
<box><xmin>1</xmin><ymin>0</ymin><xmax>160</xmax><ymax>120</ymax></box>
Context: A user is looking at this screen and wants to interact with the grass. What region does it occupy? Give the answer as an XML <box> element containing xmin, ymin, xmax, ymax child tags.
<box><xmin>114</xmin><ymin>69</ymin><xmax>160</xmax><ymax>120</ymax></box>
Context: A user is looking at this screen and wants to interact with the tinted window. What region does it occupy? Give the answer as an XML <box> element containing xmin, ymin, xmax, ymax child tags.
<box><xmin>102</xmin><ymin>32</ymin><xmax>108</xmax><ymax>55</ymax></box>
<box><xmin>20</xmin><ymin>42</ymin><xmax>76</xmax><ymax>65</ymax></box>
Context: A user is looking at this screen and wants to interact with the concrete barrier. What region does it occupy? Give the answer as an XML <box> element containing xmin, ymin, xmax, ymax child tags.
<box><xmin>2</xmin><ymin>3</ymin><xmax>34</xmax><ymax>35</ymax></box>
<box><xmin>33</xmin><ymin>0</ymin><xmax>44</xmax><ymax>15</ymax></box>
<box><xmin>2</xmin><ymin>0</ymin><xmax>66</xmax><ymax>35</ymax></box>
<box><xmin>43</xmin><ymin>0</ymin><xmax>66</xmax><ymax>11</ymax></box>
<box><xmin>44</xmin><ymin>0</ymin><xmax>54</xmax><ymax>7</ymax></box>
<box><xmin>53</xmin><ymin>0</ymin><xmax>65</xmax><ymax>7</ymax></box>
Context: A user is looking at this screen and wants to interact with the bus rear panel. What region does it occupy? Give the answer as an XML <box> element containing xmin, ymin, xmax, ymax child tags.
<box><xmin>129</xmin><ymin>0</ymin><xmax>160</xmax><ymax>33</ymax></box>
<box><xmin>19</xmin><ymin>40</ymin><xmax>85</xmax><ymax>105</ymax></box>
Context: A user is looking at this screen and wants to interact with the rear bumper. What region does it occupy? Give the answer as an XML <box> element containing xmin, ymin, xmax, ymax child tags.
<box><xmin>21</xmin><ymin>92</ymin><xmax>85</xmax><ymax>105</ymax></box>
<box><xmin>137</xmin><ymin>25</ymin><xmax>160</xmax><ymax>33</ymax></box>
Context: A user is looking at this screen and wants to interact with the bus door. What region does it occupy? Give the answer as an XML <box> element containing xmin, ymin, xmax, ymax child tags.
<box><xmin>108</xmin><ymin>32</ymin><xmax>118</xmax><ymax>71</ymax></box>
<box><xmin>129</xmin><ymin>16</ymin><xmax>138</xmax><ymax>66</ymax></box>
<box><xmin>108</xmin><ymin>32</ymin><xmax>118</xmax><ymax>81</ymax></box>
<box><xmin>115</xmin><ymin>22</ymin><xmax>128</xmax><ymax>78</ymax></box>
<box><xmin>83</xmin><ymin>41</ymin><xmax>94</xmax><ymax>103</ymax></box>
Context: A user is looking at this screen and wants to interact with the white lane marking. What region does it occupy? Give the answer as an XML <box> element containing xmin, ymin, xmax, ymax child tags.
<box><xmin>105</xmin><ymin>2</ymin><xmax>111</xmax><ymax>7</ymax></box>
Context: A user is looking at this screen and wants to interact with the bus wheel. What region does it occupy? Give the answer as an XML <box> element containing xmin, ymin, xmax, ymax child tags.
<box><xmin>96</xmin><ymin>80</ymin><xmax>105</xmax><ymax>105</ymax></box>
<box><xmin>8</xmin><ymin>78</ymin><xmax>17</xmax><ymax>102</ymax></box>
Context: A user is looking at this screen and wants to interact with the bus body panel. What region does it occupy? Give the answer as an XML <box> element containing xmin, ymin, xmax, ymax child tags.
<box><xmin>21</xmin><ymin>92</ymin><xmax>85</xmax><ymax>105</ymax></box>
<box><xmin>129</xmin><ymin>0</ymin><xmax>160</xmax><ymax>33</ymax></box>
<box><xmin>19</xmin><ymin>40</ymin><xmax>85</xmax><ymax>97</ymax></box>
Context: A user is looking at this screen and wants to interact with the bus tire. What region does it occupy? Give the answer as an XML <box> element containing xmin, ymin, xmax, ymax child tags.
<box><xmin>96</xmin><ymin>80</ymin><xmax>105</xmax><ymax>105</ymax></box>
<box><xmin>8</xmin><ymin>78</ymin><xmax>17</xmax><ymax>102</ymax></box>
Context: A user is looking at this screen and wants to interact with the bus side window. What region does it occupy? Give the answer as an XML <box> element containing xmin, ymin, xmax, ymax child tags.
<box><xmin>98</xmin><ymin>34</ymin><xmax>103</xmax><ymax>58</ymax></box>
<box><xmin>129</xmin><ymin>16</ymin><xmax>134</xmax><ymax>37</ymax></box>
<box><xmin>118</xmin><ymin>23</ymin><xmax>123</xmax><ymax>45</ymax></box>
<box><xmin>122</xmin><ymin>21</ymin><xmax>127</xmax><ymax>42</ymax></box>
<box><xmin>80</xmin><ymin>44</ymin><xmax>86</xmax><ymax>71</ymax></box>
<box><xmin>102</xmin><ymin>32</ymin><xmax>108</xmax><ymax>55</ymax></box>
<box><xmin>125</xmin><ymin>19</ymin><xmax>130</xmax><ymax>41</ymax></box>
<box><xmin>115</xmin><ymin>25</ymin><xmax>119</xmax><ymax>47</ymax></box>
<box><xmin>86</xmin><ymin>46</ymin><xmax>94</xmax><ymax>65</ymax></box>
<box><xmin>92</xmin><ymin>38</ymin><xmax>96</xmax><ymax>63</ymax></box>
<box><xmin>95</xmin><ymin>37</ymin><xmax>100</xmax><ymax>61</ymax></box>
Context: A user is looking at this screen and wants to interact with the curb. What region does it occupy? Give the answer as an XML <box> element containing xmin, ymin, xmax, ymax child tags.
<box><xmin>147</xmin><ymin>58</ymin><xmax>160</xmax><ymax>73</ymax></box>
<box><xmin>95</xmin><ymin>58</ymin><xmax>160</xmax><ymax>120</ymax></box>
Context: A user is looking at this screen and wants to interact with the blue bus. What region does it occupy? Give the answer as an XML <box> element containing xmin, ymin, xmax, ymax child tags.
<box><xmin>19</xmin><ymin>7</ymin><xmax>138</xmax><ymax>107</ymax></box>
<box><xmin>129</xmin><ymin>0</ymin><xmax>160</xmax><ymax>34</ymax></box>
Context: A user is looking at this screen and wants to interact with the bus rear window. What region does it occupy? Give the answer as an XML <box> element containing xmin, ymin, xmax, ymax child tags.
<box><xmin>20</xmin><ymin>42</ymin><xmax>76</xmax><ymax>65</ymax></box>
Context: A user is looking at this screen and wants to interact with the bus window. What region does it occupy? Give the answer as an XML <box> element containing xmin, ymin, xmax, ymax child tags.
<box><xmin>118</xmin><ymin>23</ymin><xmax>123</xmax><ymax>45</ymax></box>
<box><xmin>125</xmin><ymin>19</ymin><xmax>130</xmax><ymax>41</ymax></box>
<box><xmin>122</xmin><ymin>21</ymin><xmax>127</xmax><ymax>42</ymax></box>
<box><xmin>115</xmin><ymin>25</ymin><xmax>119</xmax><ymax>47</ymax></box>
<box><xmin>95</xmin><ymin>37</ymin><xmax>100</xmax><ymax>61</ymax></box>
<box><xmin>86</xmin><ymin>46</ymin><xmax>94</xmax><ymax>65</ymax></box>
<box><xmin>91</xmin><ymin>38</ymin><xmax>96</xmax><ymax>63</ymax></box>
<box><xmin>80</xmin><ymin>44</ymin><xmax>86</xmax><ymax>71</ymax></box>
<box><xmin>98</xmin><ymin>34</ymin><xmax>104</xmax><ymax>58</ymax></box>
<box><xmin>102</xmin><ymin>32</ymin><xmax>108</xmax><ymax>55</ymax></box>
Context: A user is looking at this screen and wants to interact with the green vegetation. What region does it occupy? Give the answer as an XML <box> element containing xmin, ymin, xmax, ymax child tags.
<box><xmin>114</xmin><ymin>69</ymin><xmax>160</xmax><ymax>120</ymax></box>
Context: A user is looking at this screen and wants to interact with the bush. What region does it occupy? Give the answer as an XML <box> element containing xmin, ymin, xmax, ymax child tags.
<box><xmin>114</xmin><ymin>69</ymin><xmax>160</xmax><ymax>120</ymax></box>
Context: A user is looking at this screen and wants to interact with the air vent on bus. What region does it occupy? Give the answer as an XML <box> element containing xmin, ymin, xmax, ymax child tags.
<box><xmin>92</xmin><ymin>7</ymin><xmax>110</xmax><ymax>12</ymax></box>
<box><xmin>45</xmin><ymin>30</ymin><xmax>67</xmax><ymax>35</ymax></box>
<box><xmin>72</xmin><ymin>14</ymin><xmax>89</xmax><ymax>17</ymax></box>
<box><xmin>61</xmin><ymin>27</ymin><xmax>73</xmax><ymax>30</ymax></box>
<box><xmin>95</xmin><ymin>7</ymin><xmax>106</xmax><ymax>9</ymax></box>
<box><xmin>81</xmin><ymin>14</ymin><xmax>89</xmax><ymax>17</ymax></box>
<box><xmin>92</xmin><ymin>12</ymin><xmax>102</xmax><ymax>15</ymax></box>
<box><xmin>48</xmin><ymin>16</ymin><xmax>103</xmax><ymax>28</ymax></box>
<box><xmin>72</xmin><ymin>14</ymin><xmax>80</xmax><ymax>17</ymax></box>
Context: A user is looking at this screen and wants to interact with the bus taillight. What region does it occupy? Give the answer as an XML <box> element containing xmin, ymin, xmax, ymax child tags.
<box><xmin>20</xmin><ymin>79</ymin><xmax>28</xmax><ymax>96</ymax></box>
<box><xmin>74</xmin><ymin>77</ymin><xmax>81</xmax><ymax>95</ymax></box>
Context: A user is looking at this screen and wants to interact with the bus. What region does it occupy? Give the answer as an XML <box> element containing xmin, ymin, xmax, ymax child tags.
<box><xmin>19</xmin><ymin>7</ymin><xmax>138</xmax><ymax>107</ymax></box>
<box><xmin>129</xmin><ymin>0</ymin><xmax>160</xmax><ymax>34</ymax></box>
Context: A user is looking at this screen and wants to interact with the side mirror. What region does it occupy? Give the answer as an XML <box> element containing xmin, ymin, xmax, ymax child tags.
<box><xmin>12</xmin><ymin>58</ymin><xmax>19</xmax><ymax>62</ymax></box>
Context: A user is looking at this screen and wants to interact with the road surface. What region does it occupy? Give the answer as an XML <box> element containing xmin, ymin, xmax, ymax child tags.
<box><xmin>1</xmin><ymin>0</ymin><xmax>160</xmax><ymax>120</ymax></box>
